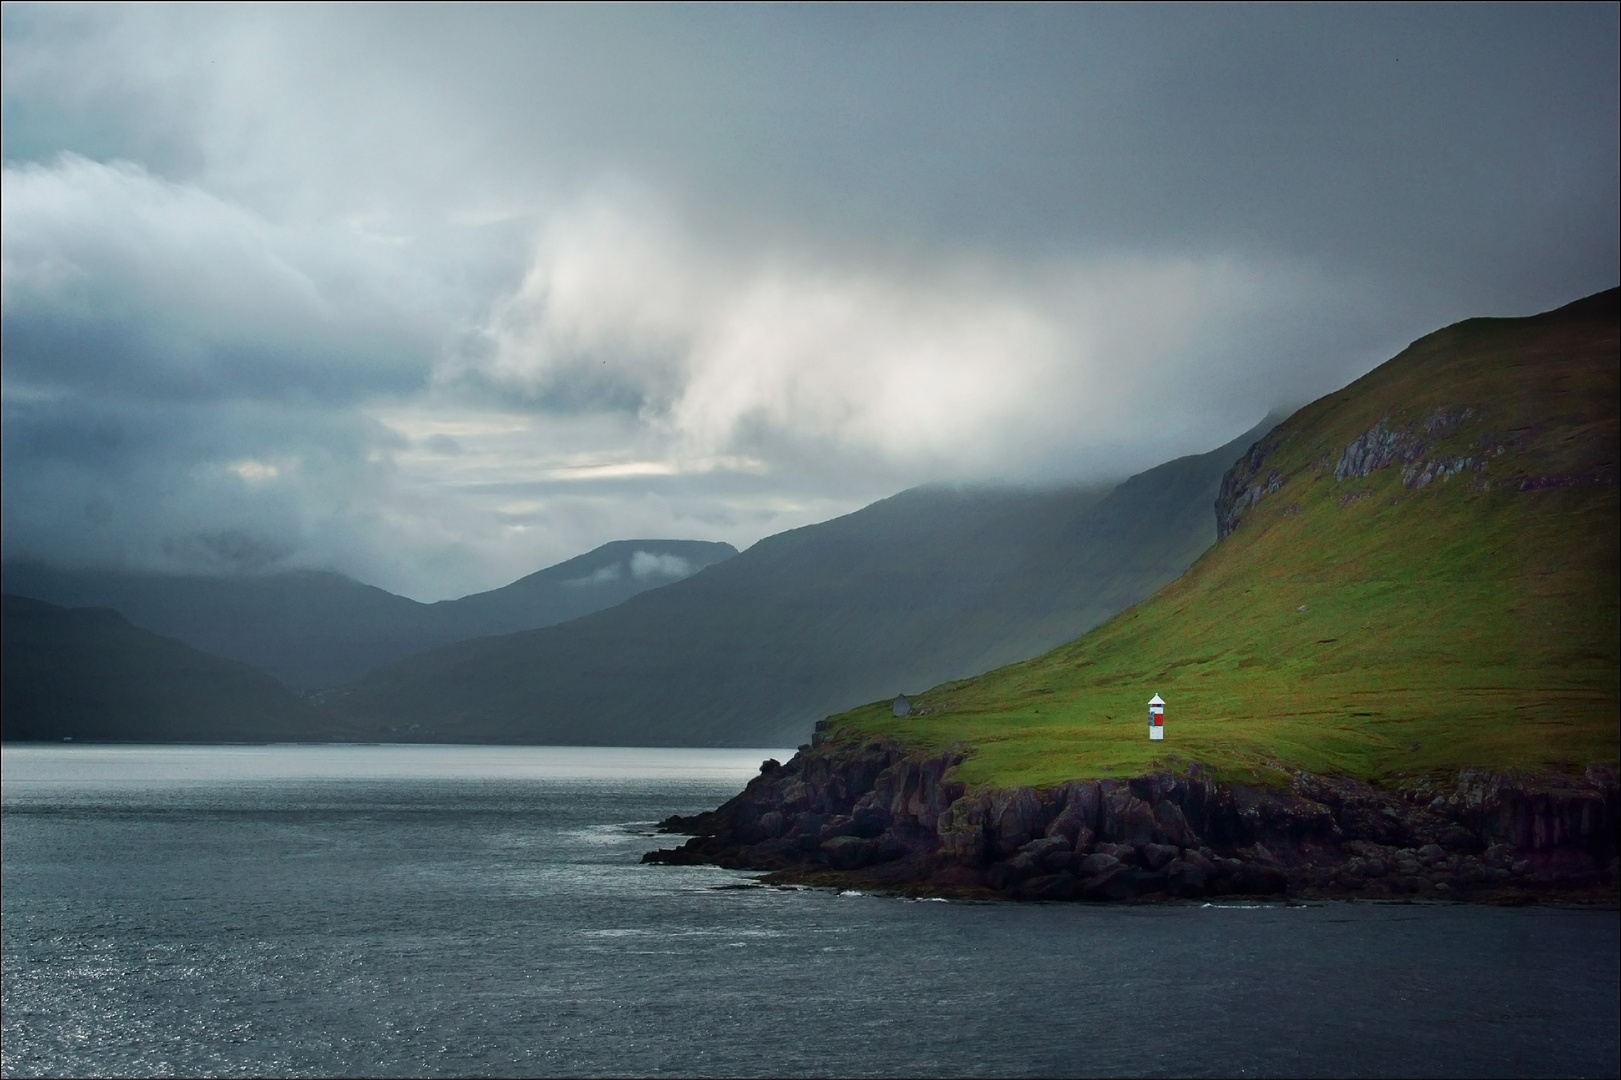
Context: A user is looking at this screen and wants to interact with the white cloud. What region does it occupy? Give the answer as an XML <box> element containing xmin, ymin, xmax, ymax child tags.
<box><xmin>227</xmin><ymin>460</ymin><xmax>281</xmax><ymax>483</ymax></box>
<box><xmin>566</xmin><ymin>563</ymin><xmax>622</xmax><ymax>587</ymax></box>
<box><xmin>630</xmin><ymin>551</ymin><xmax>692</xmax><ymax>580</ymax></box>
<box><xmin>452</xmin><ymin>192</ymin><xmax>1287</xmax><ymax>480</ymax></box>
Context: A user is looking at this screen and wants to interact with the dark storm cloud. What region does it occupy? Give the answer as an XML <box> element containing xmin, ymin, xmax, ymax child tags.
<box><xmin>11</xmin><ymin>5</ymin><xmax>1610</xmax><ymax>287</ymax></box>
<box><xmin>303</xmin><ymin>4</ymin><xmax>1615</xmax><ymax>303</ymax></box>
<box><xmin>1</xmin><ymin>4</ymin><xmax>1615</xmax><ymax>598</ymax></box>
<box><xmin>0</xmin><ymin>390</ymin><xmax>403</xmax><ymax>575</ymax></box>
<box><xmin>162</xmin><ymin>529</ymin><xmax>297</xmax><ymax>574</ymax></box>
<box><xmin>1</xmin><ymin>157</ymin><xmax>436</xmax><ymax>404</ymax></box>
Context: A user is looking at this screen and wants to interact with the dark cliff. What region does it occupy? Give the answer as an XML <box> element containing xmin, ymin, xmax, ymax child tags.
<box><xmin>646</xmin><ymin>733</ymin><xmax>1620</xmax><ymax>903</ymax></box>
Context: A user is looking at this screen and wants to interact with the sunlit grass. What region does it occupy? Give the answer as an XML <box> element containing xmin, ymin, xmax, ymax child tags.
<box><xmin>835</xmin><ymin>306</ymin><xmax>1620</xmax><ymax>789</ymax></box>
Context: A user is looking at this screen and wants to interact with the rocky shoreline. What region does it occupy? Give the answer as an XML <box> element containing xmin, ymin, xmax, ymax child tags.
<box><xmin>644</xmin><ymin>733</ymin><xmax>1620</xmax><ymax>904</ymax></box>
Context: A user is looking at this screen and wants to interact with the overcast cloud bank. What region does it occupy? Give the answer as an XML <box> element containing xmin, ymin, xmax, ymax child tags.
<box><xmin>3</xmin><ymin>5</ymin><xmax>1615</xmax><ymax>598</ymax></box>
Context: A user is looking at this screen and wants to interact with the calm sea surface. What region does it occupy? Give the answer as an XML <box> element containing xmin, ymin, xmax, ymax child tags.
<box><xmin>3</xmin><ymin>745</ymin><xmax>1616</xmax><ymax>1078</ymax></box>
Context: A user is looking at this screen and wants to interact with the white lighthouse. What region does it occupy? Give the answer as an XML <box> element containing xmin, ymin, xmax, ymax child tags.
<box><xmin>1148</xmin><ymin>694</ymin><xmax>1165</xmax><ymax>740</ymax></box>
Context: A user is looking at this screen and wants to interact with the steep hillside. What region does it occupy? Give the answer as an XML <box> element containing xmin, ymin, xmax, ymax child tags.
<box><xmin>840</xmin><ymin>288</ymin><xmax>1619</xmax><ymax>787</ymax></box>
<box><xmin>326</xmin><ymin>416</ymin><xmax>1278</xmax><ymax>746</ymax></box>
<box><xmin>1</xmin><ymin>595</ymin><xmax>328</xmax><ymax>742</ymax></box>
<box><xmin>1</xmin><ymin>540</ymin><xmax>735</xmax><ymax>690</ymax></box>
<box><xmin>644</xmin><ymin>289</ymin><xmax>1619</xmax><ymax>906</ymax></box>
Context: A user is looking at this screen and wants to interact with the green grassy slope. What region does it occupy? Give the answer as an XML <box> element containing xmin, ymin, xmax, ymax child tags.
<box><xmin>845</xmin><ymin>289</ymin><xmax>1619</xmax><ymax>789</ymax></box>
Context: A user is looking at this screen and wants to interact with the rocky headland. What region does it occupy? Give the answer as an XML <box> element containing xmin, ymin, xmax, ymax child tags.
<box><xmin>644</xmin><ymin>730</ymin><xmax>1620</xmax><ymax>904</ymax></box>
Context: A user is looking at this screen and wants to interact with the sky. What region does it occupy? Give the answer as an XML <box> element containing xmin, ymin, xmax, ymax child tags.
<box><xmin>3</xmin><ymin>4</ymin><xmax>1616</xmax><ymax>600</ymax></box>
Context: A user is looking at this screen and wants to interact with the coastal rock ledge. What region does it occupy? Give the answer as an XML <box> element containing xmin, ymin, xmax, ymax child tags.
<box><xmin>644</xmin><ymin>735</ymin><xmax>1620</xmax><ymax>903</ymax></box>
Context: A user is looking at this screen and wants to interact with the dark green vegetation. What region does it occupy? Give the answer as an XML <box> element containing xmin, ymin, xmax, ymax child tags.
<box><xmin>3</xmin><ymin>540</ymin><xmax>736</xmax><ymax>691</ymax></box>
<box><xmin>841</xmin><ymin>289</ymin><xmax>1620</xmax><ymax>788</ymax></box>
<box><xmin>328</xmin><ymin>419</ymin><xmax>1277</xmax><ymax>746</ymax></box>
<box><xmin>2</xmin><ymin>595</ymin><xmax>324</xmax><ymax>742</ymax></box>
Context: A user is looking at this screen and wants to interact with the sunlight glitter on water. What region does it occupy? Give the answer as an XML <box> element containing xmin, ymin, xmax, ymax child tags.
<box><xmin>4</xmin><ymin>744</ymin><xmax>1617</xmax><ymax>1078</ymax></box>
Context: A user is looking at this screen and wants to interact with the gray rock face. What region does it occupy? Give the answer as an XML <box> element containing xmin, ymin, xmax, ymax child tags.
<box><xmin>1044</xmin><ymin>850</ymin><xmax>1075</xmax><ymax>873</ymax></box>
<box><xmin>1216</xmin><ymin>406</ymin><xmax>1494</xmax><ymax>541</ymax></box>
<box><xmin>1044</xmin><ymin>782</ymin><xmax>1101</xmax><ymax>846</ymax></box>
<box><xmin>991</xmin><ymin>788</ymin><xmax>1046</xmax><ymax>858</ymax></box>
<box><xmin>937</xmin><ymin>792</ymin><xmax>991</xmax><ymax>862</ymax></box>
<box><xmin>1140</xmin><ymin>843</ymin><xmax>1180</xmax><ymax>870</ymax></box>
<box><xmin>1019</xmin><ymin>836</ymin><xmax>1072</xmax><ymax>868</ymax></box>
<box><xmin>1164</xmin><ymin>857</ymin><xmax>1208</xmax><ymax>897</ymax></box>
<box><xmin>1077</xmin><ymin>852</ymin><xmax>1123</xmax><ymax>877</ymax></box>
<box><xmin>1215</xmin><ymin>435</ymin><xmax>1286</xmax><ymax>539</ymax></box>
<box><xmin>821</xmin><ymin>835</ymin><xmax>877</xmax><ymax>870</ymax></box>
<box><xmin>1182</xmin><ymin>848</ymin><xmax>1217</xmax><ymax>874</ymax></box>
<box><xmin>644</xmin><ymin>735</ymin><xmax>1620</xmax><ymax>903</ymax></box>
<box><xmin>1153</xmin><ymin>800</ymin><xmax>1201</xmax><ymax>847</ymax></box>
<box><xmin>1102</xmin><ymin>785</ymin><xmax>1157</xmax><ymax>847</ymax></box>
<box><xmin>1334</xmin><ymin>421</ymin><xmax>1425</xmax><ymax>482</ymax></box>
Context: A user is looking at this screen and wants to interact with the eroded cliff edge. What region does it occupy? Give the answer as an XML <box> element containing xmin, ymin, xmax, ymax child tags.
<box><xmin>644</xmin><ymin>733</ymin><xmax>1620</xmax><ymax>903</ymax></box>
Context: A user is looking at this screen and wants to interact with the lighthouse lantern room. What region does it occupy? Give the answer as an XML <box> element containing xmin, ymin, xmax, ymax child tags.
<box><xmin>1148</xmin><ymin>694</ymin><xmax>1165</xmax><ymax>741</ymax></box>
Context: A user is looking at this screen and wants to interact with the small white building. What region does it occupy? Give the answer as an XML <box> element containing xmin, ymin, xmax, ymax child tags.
<box><xmin>1148</xmin><ymin>694</ymin><xmax>1165</xmax><ymax>740</ymax></box>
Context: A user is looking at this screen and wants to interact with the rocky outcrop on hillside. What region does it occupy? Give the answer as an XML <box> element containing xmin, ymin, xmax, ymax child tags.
<box><xmin>1214</xmin><ymin>434</ymin><xmax>1287</xmax><ymax>540</ymax></box>
<box><xmin>1215</xmin><ymin>394</ymin><xmax>1620</xmax><ymax>541</ymax></box>
<box><xmin>644</xmin><ymin>734</ymin><xmax>1620</xmax><ymax>903</ymax></box>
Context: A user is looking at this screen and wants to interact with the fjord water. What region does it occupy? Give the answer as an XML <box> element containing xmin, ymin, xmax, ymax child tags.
<box><xmin>3</xmin><ymin>747</ymin><xmax>1615</xmax><ymax>1079</ymax></box>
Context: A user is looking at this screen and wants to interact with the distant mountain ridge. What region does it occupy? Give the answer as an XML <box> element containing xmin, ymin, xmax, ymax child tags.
<box><xmin>2</xmin><ymin>595</ymin><xmax>326</xmax><ymax>742</ymax></box>
<box><xmin>1</xmin><ymin>540</ymin><xmax>737</xmax><ymax>691</ymax></box>
<box><xmin>2</xmin><ymin>421</ymin><xmax>1284</xmax><ymax>747</ymax></box>
<box><xmin>325</xmin><ymin>415</ymin><xmax>1280</xmax><ymax>746</ymax></box>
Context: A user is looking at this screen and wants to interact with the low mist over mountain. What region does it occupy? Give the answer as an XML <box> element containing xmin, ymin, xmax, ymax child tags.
<box><xmin>1</xmin><ymin>540</ymin><xmax>736</xmax><ymax>691</ymax></box>
<box><xmin>326</xmin><ymin>416</ymin><xmax>1278</xmax><ymax>746</ymax></box>
<box><xmin>2</xmin><ymin>595</ymin><xmax>325</xmax><ymax>742</ymax></box>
